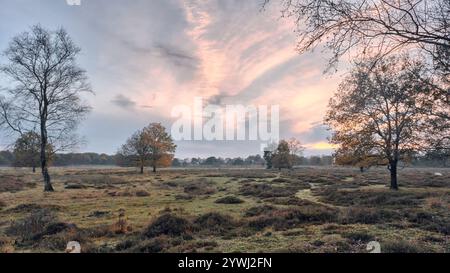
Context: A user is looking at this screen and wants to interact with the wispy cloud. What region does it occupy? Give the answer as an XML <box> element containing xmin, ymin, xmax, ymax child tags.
<box><xmin>0</xmin><ymin>0</ymin><xmax>342</xmax><ymax>156</ymax></box>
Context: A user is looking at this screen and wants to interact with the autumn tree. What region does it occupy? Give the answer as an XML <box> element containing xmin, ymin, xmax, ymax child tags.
<box><xmin>144</xmin><ymin>123</ymin><xmax>176</xmax><ymax>172</ymax></box>
<box><xmin>325</xmin><ymin>56</ymin><xmax>440</xmax><ymax>190</ymax></box>
<box><xmin>117</xmin><ymin>123</ymin><xmax>176</xmax><ymax>174</ymax></box>
<box><xmin>272</xmin><ymin>140</ymin><xmax>293</xmax><ymax>170</ymax></box>
<box><xmin>334</xmin><ymin>147</ymin><xmax>388</xmax><ymax>173</ymax></box>
<box><xmin>0</xmin><ymin>25</ymin><xmax>91</xmax><ymax>191</ymax></box>
<box><xmin>12</xmin><ymin>132</ymin><xmax>53</xmax><ymax>173</ymax></box>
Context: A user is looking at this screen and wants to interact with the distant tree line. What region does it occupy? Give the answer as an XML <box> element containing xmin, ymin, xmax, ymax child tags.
<box><xmin>171</xmin><ymin>155</ymin><xmax>266</xmax><ymax>168</ymax></box>
<box><xmin>171</xmin><ymin>154</ymin><xmax>334</xmax><ymax>168</ymax></box>
<box><xmin>0</xmin><ymin>150</ymin><xmax>115</xmax><ymax>167</ymax></box>
<box><xmin>1</xmin><ymin>150</ymin><xmax>447</xmax><ymax>169</ymax></box>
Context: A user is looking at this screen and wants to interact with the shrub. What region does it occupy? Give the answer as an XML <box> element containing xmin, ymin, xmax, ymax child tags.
<box><xmin>175</xmin><ymin>194</ymin><xmax>194</xmax><ymax>200</ymax></box>
<box><xmin>425</xmin><ymin>197</ymin><xmax>446</xmax><ymax>210</ymax></box>
<box><xmin>266</xmin><ymin>197</ymin><xmax>317</xmax><ymax>206</ymax></box>
<box><xmin>240</xmin><ymin>183</ymin><xmax>298</xmax><ymax>198</ymax></box>
<box><xmin>143</xmin><ymin>214</ymin><xmax>191</xmax><ymax>238</ymax></box>
<box><xmin>83</xmin><ymin>225</ymin><xmax>115</xmax><ymax>238</ymax></box>
<box><xmin>318</xmin><ymin>188</ymin><xmax>428</xmax><ymax>208</ymax></box>
<box><xmin>135</xmin><ymin>190</ymin><xmax>150</xmax><ymax>197</ymax></box>
<box><xmin>339</xmin><ymin>207</ymin><xmax>400</xmax><ymax>224</ymax></box>
<box><xmin>0</xmin><ymin>237</ymin><xmax>13</xmax><ymax>253</ymax></box>
<box><xmin>0</xmin><ymin>176</ymin><xmax>26</xmax><ymax>192</ymax></box>
<box><xmin>44</xmin><ymin>222</ymin><xmax>78</xmax><ymax>236</ymax></box>
<box><xmin>4</xmin><ymin>207</ymin><xmax>84</xmax><ymax>251</ymax></box>
<box><xmin>115</xmin><ymin>238</ymin><xmax>136</xmax><ymax>251</ymax></box>
<box><xmin>272</xmin><ymin>178</ymin><xmax>290</xmax><ymax>183</ymax></box>
<box><xmin>5</xmin><ymin>203</ymin><xmax>61</xmax><ymax>213</ymax></box>
<box><xmin>342</xmin><ymin>231</ymin><xmax>375</xmax><ymax>243</ymax></box>
<box><xmin>37</xmin><ymin>227</ymin><xmax>85</xmax><ymax>251</ymax></box>
<box><xmin>64</xmin><ymin>183</ymin><xmax>87</xmax><ymax>189</ymax></box>
<box><xmin>248</xmin><ymin>206</ymin><xmax>338</xmax><ymax>231</ymax></box>
<box><xmin>248</xmin><ymin>216</ymin><xmax>278</xmax><ymax>230</ymax></box>
<box><xmin>6</xmin><ymin>209</ymin><xmax>58</xmax><ymax>242</ymax></box>
<box><xmin>294</xmin><ymin>206</ymin><xmax>338</xmax><ymax>223</ymax></box>
<box><xmin>406</xmin><ymin>211</ymin><xmax>450</xmax><ymax>235</ymax></box>
<box><xmin>382</xmin><ymin>240</ymin><xmax>429</xmax><ymax>253</ymax></box>
<box><xmin>215</xmin><ymin>196</ymin><xmax>244</xmax><ymax>204</ymax></box>
<box><xmin>173</xmin><ymin>240</ymin><xmax>219</xmax><ymax>252</ymax></box>
<box><xmin>87</xmin><ymin>211</ymin><xmax>110</xmax><ymax>218</ymax></box>
<box><xmin>194</xmin><ymin>213</ymin><xmax>236</xmax><ymax>234</ymax></box>
<box><xmin>182</xmin><ymin>179</ymin><xmax>217</xmax><ymax>195</ymax></box>
<box><xmin>244</xmin><ymin>205</ymin><xmax>277</xmax><ymax>217</ymax></box>
<box><xmin>133</xmin><ymin>236</ymin><xmax>172</xmax><ymax>253</ymax></box>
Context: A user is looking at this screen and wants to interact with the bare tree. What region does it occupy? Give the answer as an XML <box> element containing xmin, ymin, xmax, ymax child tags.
<box><xmin>0</xmin><ymin>25</ymin><xmax>92</xmax><ymax>191</ymax></box>
<box><xmin>287</xmin><ymin>137</ymin><xmax>305</xmax><ymax>165</ymax></box>
<box><xmin>325</xmin><ymin>56</ymin><xmax>440</xmax><ymax>189</ymax></box>
<box><xmin>264</xmin><ymin>0</ymin><xmax>449</xmax><ymax>75</ymax></box>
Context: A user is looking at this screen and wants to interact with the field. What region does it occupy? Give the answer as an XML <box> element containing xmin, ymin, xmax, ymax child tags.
<box><xmin>0</xmin><ymin>167</ymin><xmax>449</xmax><ymax>253</ymax></box>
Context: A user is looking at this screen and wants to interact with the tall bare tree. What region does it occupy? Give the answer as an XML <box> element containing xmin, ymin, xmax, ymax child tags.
<box><xmin>0</xmin><ymin>25</ymin><xmax>92</xmax><ymax>191</ymax></box>
<box><xmin>325</xmin><ymin>56</ymin><xmax>440</xmax><ymax>189</ymax></box>
<box><xmin>264</xmin><ymin>0</ymin><xmax>449</xmax><ymax>75</ymax></box>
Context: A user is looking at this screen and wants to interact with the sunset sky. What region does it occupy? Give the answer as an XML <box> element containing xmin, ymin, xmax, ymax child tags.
<box><xmin>0</xmin><ymin>0</ymin><xmax>344</xmax><ymax>158</ymax></box>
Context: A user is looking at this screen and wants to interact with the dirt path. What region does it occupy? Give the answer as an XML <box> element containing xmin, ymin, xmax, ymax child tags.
<box><xmin>295</xmin><ymin>183</ymin><xmax>338</xmax><ymax>208</ymax></box>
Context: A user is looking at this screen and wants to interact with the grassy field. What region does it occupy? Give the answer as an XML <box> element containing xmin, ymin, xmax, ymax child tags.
<box><xmin>0</xmin><ymin>166</ymin><xmax>448</xmax><ymax>253</ymax></box>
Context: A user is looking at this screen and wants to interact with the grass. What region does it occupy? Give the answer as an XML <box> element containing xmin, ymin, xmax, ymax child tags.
<box><xmin>0</xmin><ymin>166</ymin><xmax>448</xmax><ymax>253</ymax></box>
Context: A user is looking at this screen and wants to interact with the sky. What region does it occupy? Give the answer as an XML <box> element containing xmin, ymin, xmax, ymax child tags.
<box><xmin>0</xmin><ymin>0</ymin><xmax>344</xmax><ymax>158</ymax></box>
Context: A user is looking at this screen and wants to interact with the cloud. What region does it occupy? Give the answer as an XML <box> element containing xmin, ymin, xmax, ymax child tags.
<box><xmin>111</xmin><ymin>94</ymin><xmax>136</xmax><ymax>109</ymax></box>
<box><xmin>154</xmin><ymin>43</ymin><xmax>198</xmax><ymax>68</ymax></box>
<box><xmin>0</xmin><ymin>0</ymin><xmax>343</xmax><ymax>156</ymax></box>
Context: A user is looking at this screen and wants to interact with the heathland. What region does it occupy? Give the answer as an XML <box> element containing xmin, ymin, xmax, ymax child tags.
<box><xmin>0</xmin><ymin>167</ymin><xmax>448</xmax><ymax>253</ymax></box>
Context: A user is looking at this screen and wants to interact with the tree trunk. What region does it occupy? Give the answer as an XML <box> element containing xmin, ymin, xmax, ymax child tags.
<box><xmin>153</xmin><ymin>165</ymin><xmax>156</xmax><ymax>173</ymax></box>
<box><xmin>40</xmin><ymin>116</ymin><xmax>54</xmax><ymax>192</ymax></box>
<box><xmin>32</xmin><ymin>165</ymin><xmax>36</xmax><ymax>173</ymax></box>
<box><xmin>389</xmin><ymin>161</ymin><xmax>398</xmax><ymax>190</ymax></box>
<box><xmin>140</xmin><ymin>165</ymin><xmax>144</xmax><ymax>174</ymax></box>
